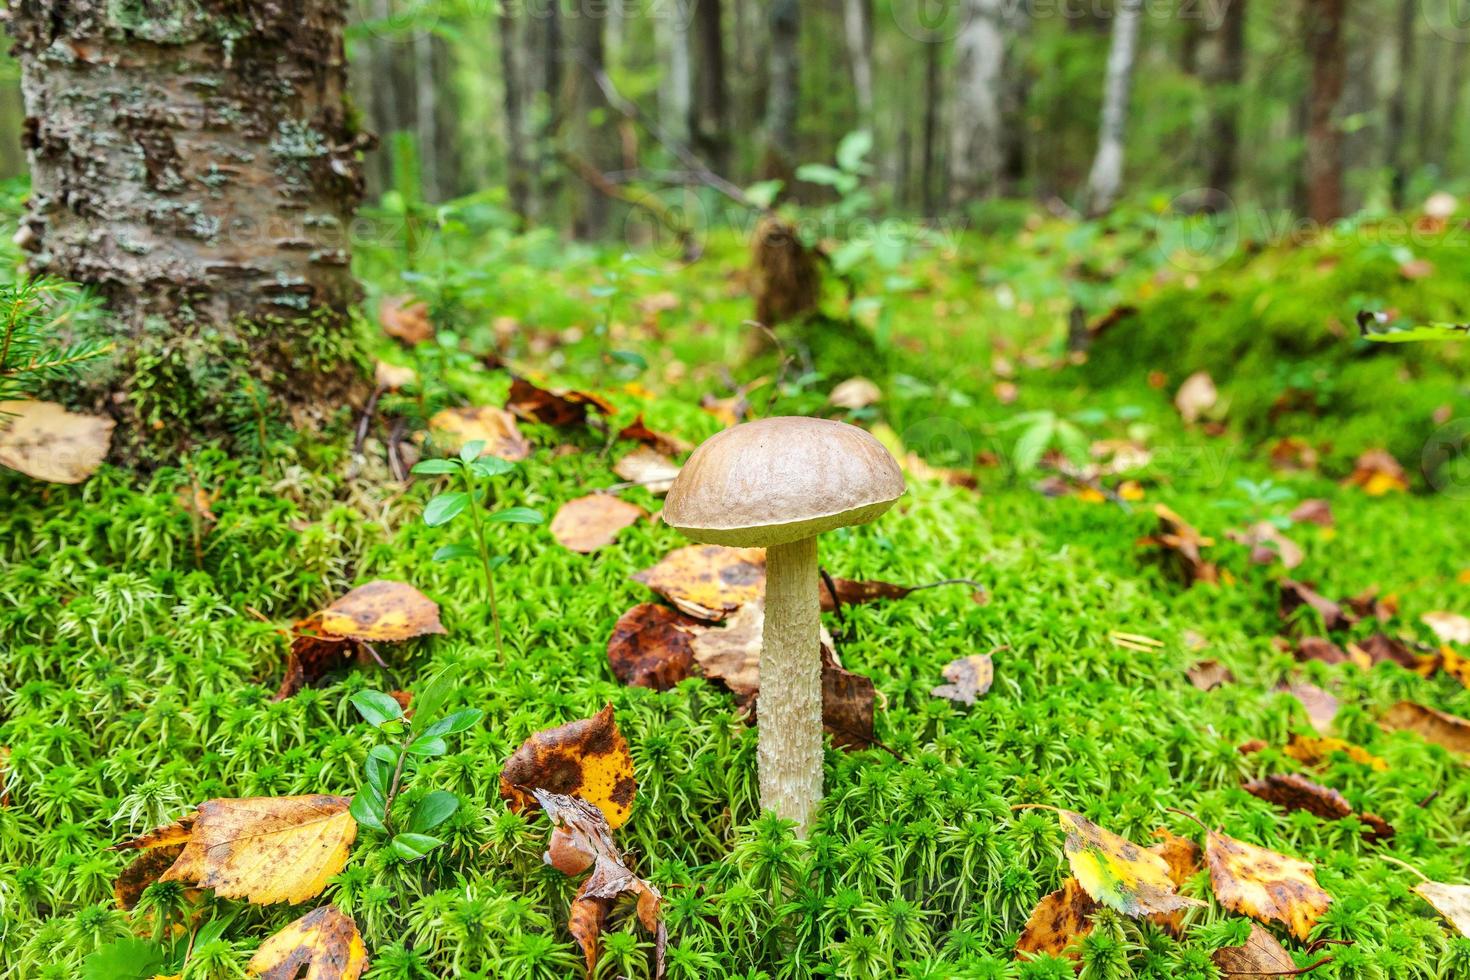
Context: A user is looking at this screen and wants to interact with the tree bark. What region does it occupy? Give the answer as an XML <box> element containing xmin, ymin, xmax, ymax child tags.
<box><xmin>1383</xmin><ymin>0</ymin><xmax>1413</xmax><ymax>204</ymax></box>
<box><xmin>1205</xmin><ymin>0</ymin><xmax>1247</xmax><ymax>196</ymax></box>
<box><xmin>1302</xmin><ymin>0</ymin><xmax>1346</xmax><ymax>224</ymax></box>
<box><xmin>563</xmin><ymin>3</ymin><xmax>616</xmax><ymax>239</ymax></box>
<box><xmin>7</xmin><ymin>0</ymin><xmax>366</xmax><ymax>445</ymax></box>
<box><xmin>1083</xmin><ymin>0</ymin><xmax>1143</xmax><ymax>216</ymax></box>
<box><xmin>500</xmin><ymin>2</ymin><xmax>532</xmax><ymax>221</ymax></box>
<box><xmin>921</xmin><ymin>34</ymin><xmax>942</xmax><ymax>213</ymax></box>
<box><xmin>948</xmin><ymin>0</ymin><xmax>1007</xmax><ymax>204</ymax></box>
<box><xmin>657</xmin><ymin>0</ymin><xmax>693</xmax><ymax>147</ymax></box>
<box><xmin>690</xmin><ymin>0</ymin><xmax>730</xmax><ymax>175</ymax></box>
<box><xmin>843</xmin><ymin>0</ymin><xmax>874</xmax><ymax>127</ymax></box>
<box><xmin>762</xmin><ymin>0</ymin><xmax>800</xmax><ymax>181</ymax></box>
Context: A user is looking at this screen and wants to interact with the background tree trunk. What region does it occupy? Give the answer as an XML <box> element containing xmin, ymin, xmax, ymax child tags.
<box><xmin>690</xmin><ymin>0</ymin><xmax>730</xmax><ymax>174</ymax></box>
<box><xmin>657</xmin><ymin>0</ymin><xmax>693</xmax><ymax>148</ymax></box>
<box><xmin>948</xmin><ymin>0</ymin><xmax>1007</xmax><ymax>204</ymax></box>
<box><xmin>843</xmin><ymin>0</ymin><xmax>874</xmax><ymax>129</ymax></box>
<box><xmin>563</xmin><ymin>4</ymin><xmax>616</xmax><ymax>239</ymax></box>
<box><xmin>7</xmin><ymin>0</ymin><xmax>366</xmax><ymax>443</ymax></box>
<box><xmin>762</xmin><ymin>0</ymin><xmax>801</xmax><ymax>181</ymax></box>
<box><xmin>1082</xmin><ymin>0</ymin><xmax>1143</xmax><ymax>216</ymax></box>
<box><xmin>921</xmin><ymin>35</ymin><xmax>942</xmax><ymax>214</ymax></box>
<box><xmin>1383</xmin><ymin>0</ymin><xmax>1414</xmax><ymax>204</ymax></box>
<box><xmin>1302</xmin><ymin>0</ymin><xmax>1346</xmax><ymax>223</ymax></box>
<box><xmin>500</xmin><ymin>3</ymin><xmax>532</xmax><ymax>222</ymax></box>
<box><xmin>1205</xmin><ymin>0</ymin><xmax>1247</xmax><ymax>197</ymax></box>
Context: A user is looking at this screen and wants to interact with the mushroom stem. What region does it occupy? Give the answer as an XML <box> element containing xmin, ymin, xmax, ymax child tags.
<box><xmin>759</xmin><ymin>534</ymin><xmax>823</xmax><ymax>835</ymax></box>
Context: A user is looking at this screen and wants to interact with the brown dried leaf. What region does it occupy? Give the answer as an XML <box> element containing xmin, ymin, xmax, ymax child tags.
<box><xmin>617</xmin><ymin>414</ymin><xmax>691</xmax><ymax>456</ymax></box>
<box><xmin>821</xmin><ymin>644</ymin><xmax>876</xmax><ymax>751</ymax></box>
<box><xmin>828</xmin><ymin>376</ymin><xmax>883</xmax><ymax>410</ymax></box>
<box><xmin>1228</xmin><ymin>522</ymin><xmax>1304</xmax><ymax>570</ymax></box>
<box><xmin>1284</xmin><ymin>734</ymin><xmax>1387</xmax><ymax>771</ymax></box>
<box><xmin>116</xmin><ymin>796</ymin><xmax>356</xmax><ymax>905</ymax></box>
<box><xmin>1212</xmin><ymin>924</ymin><xmax>1301</xmax><ymax>978</ymax></box>
<box><xmin>612</xmin><ymin>446</ymin><xmax>681</xmax><ymax>495</ymax></box>
<box><xmin>819</xmin><ymin>577</ymin><xmax>915</xmax><ymax>610</ymax></box>
<box><xmin>274</xmin><ymin>615</ymin><xmax>357</xmax><ymax>700</ymax></box>
<box><xmin>1415</xmin><ymin>880</ymin><xmax>1470</xmax><ymax>937</ymax></box>
<box><xmin>0</xmin><ymin>400</ymin><xmax>114</xmax><ymax>484</ymax></box>
<box><xmin>1380</xmin><ymin>701</ymin><xmax>1470</xmax><ymax>755</ymax></box>
<box><xmin>499</xmin><ymin>705</ymin><xmax>637</xmax><ymax>830</ymax></box>
<box><xmin>1295</xmin><ymin>636</ymin><xmax>1349</xmax><ymax>666</ymax></box>
<box><xmin>428</xmin><ymin>405</ymin><xmax>532</xmax><ymax>461</ymax></box>
<box><xmin>1187</xmin><ymin>659</ymin><xmax>1235</xmax><ymax>691</ymax></box>
<box><xmin>373</xmin><ymin>360</ymin><xmax>417</xmax><ymax>390</ymax></box>
<box><xmin>1244</xmin><ymin>773</ymin><xmax>1352</xmax><ymax>820</ymax></box>
<box><xmin>931</xmin><ymin>653</ymin><xmax>995</xmax><ymax>704</ymax></box>
<box><xmin>551</xmin><ymin>495</ymin><xmax>644</xmax><ymax>553</ymax></box>
<box><xmin>1139</xmin><ymin>504</ymin><xmax>1218</xmax><ymax>585</ymax></box>
<box><xmin>606</xmin><ymin>603</ymin><xmax>698</xmax><ymax>690</ymax></box>
<box><xmin>1344</xmin><ymin>587</ymin><xmax>1395</xmax><ymax>623</ymax></box>
<box><xmin>1269</xmin><ymin>437</ymin><xmax>1319</xmax><ymax>472</ymax></box>
<box><xmin>316</xmin><ymin>581</ymin><xmax>445</xmax><ymax>643</ymax></box>
<box><xmin>1280</xmin><ymin>581</ymin><xmax>1355</xmax><ymax>632</ymax></box>
<box><xmin>1354</xmin><ymin>633</ymin><xmax>1425</xmax><ymax>671</ymax></box>
<box><xmin>1289</xmin><ymin>499</ymin><xmax>1334</xmax><ymax>527</ymax></box>
<box><xmin>688</xmin><ymin>600</ymin><xmax>764</xmax><ymax>698</ymax></box>
<box><xmin>1278</xmin><ymin>680</ymin><xmax>1339</xmax><ymax>735</ymax></box>
<box><xmin>1423</xmin><ymin>611</ymin><xmax>1470</xmax><ymax>646</ymax></box>
<box><xmin>246</xmin><ymin>905</ymin><xmax>367</xmax><ymax>980</ymax></box>
<box><xmin>1342</xmin><ymin>449</ymin><xmax>1408</xmax><ymax>495</ymax></box>
<box><xmin>379</xmin><ymin>295</ymin><xmax>433</xmax><ymax>345</ymax></box>
<box><xmin>1206</xmin><ymin>830</ymin><xmax>1333</xmax><ymax>940</ymax></box>
<box><xmin>632</xmin><ymin>545</ymin><xmax>766</xmax><ymax>620</ymax></box>
<box><xmin>115</xmin><ymin>843</ymin><xmax>185</xmax><ymax>910</ymax></box>
<box><xmin>507</xmin><ymin>376</ymin><xmax>614</xmax><ymax>428</ymax></box>
<box><xmin>1016</xmin><ymin>878</ymin><xmax>1097</xmax><ymax>958</ymax></box>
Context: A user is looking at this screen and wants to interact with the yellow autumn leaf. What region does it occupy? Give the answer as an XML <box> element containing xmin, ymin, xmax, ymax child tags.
<box><xmin>428</xmin><ymin>405</ymin><xmax>531</xmax><ymax>461</ymax></box>
<box><xmin>315</xmin><ymin>581</ymin><xmax>446</xmax><ymax>643</ymax></box>
<box><xmin>499</xmin><ymin>705</ymin><xmax>637</xmax><ymax>830</ymax></box>
<box><xmin>1056</xmin><ymin>810</ymin><xmax>1201</xmax><ymax>918</ymax></box>
<box><xmin>1283</xmin><ymin>733</ymin><xmax>1387</xmax><ymax>771</ymax></box>
<box><xmin>0</xmin><ymin>399</ymin><xmax>114</xmax><ymax>484</ymax></box>
<box><xmin>1415</xmin><ymin>880</ymin><xmax>1470</xmax><ymax>936</ymax></box>
<box><xmin>117</xmin><ymin>795</ymin><xmax>356</xmax><ymax>905</ymax></box>
<box><xmin>247</xmin><ymin>905</ymin><xmax>367</xmax><ymax>979</ymax></box>
<box><xmin>1206</xmin><ymin>830</ymin><xmax>1332</xmax><ymax>940</ymax></box>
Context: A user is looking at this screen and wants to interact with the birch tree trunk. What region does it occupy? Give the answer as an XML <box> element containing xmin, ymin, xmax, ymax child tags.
<box><xmin>500</xmin><ymin>3</ymin><xmax>531</xmax><ymax>221</ymax></box>
<box><xmin>843</xmin><ymin>0</ymin><xmax>874</xmax><ymax>127</ymax></box>
<box><xmin>7</xmin><ymin>0</ymin><xmax>366</xmax><ymax>442</ymax></box>
<box><xmin>948</xmin><ymin>0</ymin><xmax>1006</xmax><ymax>204</ymax></box>
<box><xmin>657</xmin><ymin>0</ymin><xmax>693</xmax><ymax>147</ymax></box>
<box><xmin>1205</xmin><ymin>0</ymin><xmax>1247</xmax><ymax>197</ymax></box>
<box><xmin>1082</xmin><ymin>0</ymin><xmax>1143</xmax><ymax>217</ymax></box>
<box><xmin>690</xmin><ymin>0</ymin><xmax>730</xmax><ymax>174</ymax></box>
<box><xmin>762</xmin><ymin>0</ymin><xmax>801</xmax><ymax>180</ymax></box>
<box><xmin>1302</xmin><ymin>0</ymin><xmax>1346</xmax><ymax>224</ymax></box>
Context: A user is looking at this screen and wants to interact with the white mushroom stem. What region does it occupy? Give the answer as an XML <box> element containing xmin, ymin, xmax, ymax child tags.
<box><xmin>759</xmin><ymin>534</ymin><xmax>823</xmax><ymax>835</ymax></box>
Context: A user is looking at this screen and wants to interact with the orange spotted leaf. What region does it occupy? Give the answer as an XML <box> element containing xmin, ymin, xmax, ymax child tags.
<box><xmin>1206</xmin><ymin>830</ymin><xmax>1332</xmax><ymax>940</ymax></box>
<box><xmin>499</xmin><ymin>705</ymin><xmax>637</xmax><ymax>830</ymax></box>
<box><xmin>1056</xmin><ymin>810</ymin><xmax>1201</xmax><ymax>918</ymax></box>
<box><xmin>428</xmin><ymin>405</ymin><xmax>532</xmax><ymax>462</ymax></box>
<box><xmin>316</xmin><ymin>581</ymin><xmax>445</xmax><ymax>643</ymax></box>
<box><xmin>246</xmin><ymin>904</ymin><xmax>367</xmax><ymax>980</ymax></box>
<box><xmin>633</xmin><ymin>545</ymin><xmax>767</xmax><ymax>620</ymax></box>
<box><xmin>1283</xmin><ymin>734</ymin><xmax>1386</xmax><ymax>771</ymax></box>
<box><xmin>607</xmin><ymin>603</ymin><xmax>699</xmax><ymax>690</ymax></box>
<box><xmin>1016</xmin><ymin>878</ymin><xmax>1097</xmax><ymax>958</ymax></box>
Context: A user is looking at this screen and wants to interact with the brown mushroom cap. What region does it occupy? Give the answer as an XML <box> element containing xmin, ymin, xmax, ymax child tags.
<box><xmin>663</xmin><ymin>416</ymin><xmax>905</xmax><ymax>547</ymax></box>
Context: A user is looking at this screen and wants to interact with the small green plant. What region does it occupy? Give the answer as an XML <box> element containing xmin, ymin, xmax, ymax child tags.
<box><xmin>411</xmin><ymin>441</ymin><xmax>544</xmax><ymax>660</ymax></box>
<box><xmin>0</xmin><ymin>276</ymin><xmax>111</xmax><ymax>403</ymax></box>
<box><xmin>997</xmin><ymin>410</ymin><xmax>1092</xmax><ymax>475</ymax></box>
<box><xmin>347</xmin><ymin>689</ymin><xmax>481</xmax><ymax>862</ymax></box>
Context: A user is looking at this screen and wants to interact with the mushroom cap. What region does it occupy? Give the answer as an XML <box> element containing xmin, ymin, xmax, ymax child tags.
<box><xmin>663</xmin><ymin>416</ymin><xmax>905</xmax><ymax>547</ymax></box>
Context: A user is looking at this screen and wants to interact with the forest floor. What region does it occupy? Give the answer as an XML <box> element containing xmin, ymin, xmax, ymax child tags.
<box><xmin>4</xmin><ymin>199</ymin><xmax>1470</xmax><ymax>979</ymax></box>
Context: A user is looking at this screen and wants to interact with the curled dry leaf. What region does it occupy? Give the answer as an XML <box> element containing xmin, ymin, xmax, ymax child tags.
<box><xmin>612</xmin><ymin>445</ymin><xmax>681</xmax><ymax>495</ymax></box>
<box><xmin>617</xmin><ymin>414</ymin><xmax>691</xmax><ymax>456</ymax></box>
<box><xmin>1342</xmin><ymin>449</ymin><xmax>1408</xmax><ymax>495</ymax></box>
<box><xmin>507</xmin><ymin>376</ymin><xmax>614</xmax><ymax>428</ymax></box>
<box><xmin>1352</xmin><ymin>633</ymin><xmax>1426</xmax><ymax>672</ymax></box>
<box><xmin>114</xmin><ymin>795</ymin><xmax>356</xmax><ymax>905</ymax></box>
<box><xmin>1423</xmin><ymin>611</ymin><xmax>1470</xmax><ymax>646</ymax></box>
<box><xmin>551</xmin><ymin>495</ymin><xmax>644</xmax><ymax>553</ymax></box>
<box><xmin>428</xmin><ymin>405</ymin><xmax>532</xmax><ymax>461</ymax></box>
<box><xmin>688</xmin><ymin>600</ymin><xmax>763</xmax><ymax>699</ymax></box>
<box><xmin>1228</xmin><ymin>522</ymin><xmax>1303</xmax><ymax>569</ymax></box>
<box><xmin>931</xmin><ymin>653</ymin><xmax>995</xmax><ymax>705</ymax></box>
<box><xmin>821</xmin><ymin>644</ymin><xmax>876</xmax><ymax>751</ymax></box>
<box><xmin>1415</xmin><ymin>880</ymin><xmax>1470</xmax><ymax>937</ymax></box>
<box><xmin>0</xmin><ymin>400</ymin><xmax>114</xmax><ymax>484</ymax></box>
<box><xmin>1289</xmin><ymin>498</ymin><xmax>1334</xmax><ymax>527</ymax></box>
<box><xmin>115</xmin><ymin>843</ymin><xmax>186</xmax><ymax>910</ymax></box>
<box><xmin>1380</xmin><ymin>701</ymin><xmax>1470</xmax><ymax>755</ymax></box>
<box><xmin>1295</xmin><ymin>636</ymin><xmax>1349</xmax><ymax>666</ymax></box>
<box><xmin>1206</xmin><ymin>830</ymin><xmax>1332</xmax><ymax>940</ymax></box>
<box><xmin>317</xmin><ymin>581</ymin><xmax>445</xmax><ymax>643</ymax></box>
<box><xmin>379</xmin><ymin>294</ymin><xmax>433</xmax><ymax>345</ymax></box>
<box><xmin>1212</xmin><ymin>924</ymin><xmax>1303</xmax><ymax>979</ymax></box>
<box><xmin>1138</xmin><ymin>504</ymin><xmax>1218</xmax><ymax>586</ymax></box>
<box><xmin>606</xmin><ymin>603</ymin><xmax>699</xmax><ymax>690</ymax></box>
<box><xmin>274</xmin><ymin>614</ymin><xmax>356</xmax><ymax>700</ymax></box>
<box><xmin>633</xmin><ymin>545</ymin><xmax>766</xmax><ymax>620</ymax></box>
<box><xmin>1280</xmin><ymin>581</ymin><xmax>1355</xmax><ymax>632</ymax></box>
<box><xmin>1174</xmin><ymin>371</ymin><xmax>1218</xmax><ymax>424</ymax></box>
<box><xmin>499</xmin><ymin>705</ymin><xmax>637</xmax><ymax>830</ymax></box>
<box><xmin>828</xmin><ymin>376</ymin><xmax>882</xmax><ymax>410</ymax></box>
<box><xmin>1284</xmin><ymin>734</ymin><xmax>1386</xmax><ymax>771</ymax></box>
<box><xmin>1244</xmin><ymin>773</ymin><xmax>1352</xmax><ymax>821</ymax></box>
<box><xmin>1278</xmin><ymin>680</ymin><xmax>1339</xmax><ymax>735</ymax></box>
<box><xmin>1187</xmin><ymin>659</ymin><xmax>1234</xmax><ymax>691</ymax></box>
<box><xmin>1056</xmin><ymin>810</ymin><xmax>1201</xmax><ymax>918</ymax></box>
<box><xmin>1149</xmin><ymin>827</ymin><xmax>1203</xmax><ymax>934</ymax></box>
<box><xmin>1016</xmin><ymin>878</ymin><xmax>1097</xmax><ymax>959</ymax></box>
<box><xmin>246</xmin><ymin>905</ymin><xmax>367</xmax><ymax>980</ymax></box>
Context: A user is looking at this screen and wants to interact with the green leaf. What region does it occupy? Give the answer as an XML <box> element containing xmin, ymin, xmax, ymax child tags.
<box><xmin>407</xmin><ymin>734</ymin><xmax>448</xmax><ymax>757</ymax></box>
<box><xmin>795</xmin><ymin>163</ymin><xmax>845</xmax><ymax>188</ymax></box>
<box><xmin>836</xmin><ymin>129</ymin><xmax>874</xmax><ymax>173</ymax></box>
<box><xmin>350</xmin><ymin>690</ymin><xmax>405</xmax><ymax>728</ymax></box>
<box><xmin>1357</xmin><ymin>311</ymin><xmax>1469</xmax><ymax>342</ymax></box>
<box><xmin>459</xmin><ymin>440</ymin><xmax>486</xmax><ymax>463</ymax></box>
<box><xmin>488</xmin><ymin>554</ymin><xmax>510</xmax><ymax>570</ymax></box>
<box><xmin>611</xmin><ymin>349</ymin><xmax>648</xmax><ymax>369</ymax></box>
<box><xmin>412</xmin><ymin>670</ymin><xmax>455</xmax><ymax>722</ymax></box>
<box><xmin>471</xmin><ymin>456</ymin><xmax>516</xmax><ymax>479</ymax></box>
<box><xmin>350</xmin><ymin>790</ymin><xmax>386</xmax><ymax>832</ymax></box>
<box><xmin>365</xmin><ymin>746</ymin><xmax>397</xmax><ymax>795</ymax></box>
<box><xmin>410</xmin><ymin>791</ymin><xmax>460</xmax><ymax>833</ymax></box>
<box><xmin>488</xmin><ymin>506</ymin><xmax>544</xmax><ymax>525</ymax></box>
<box><xmin>1012</xmin><ymin>419</ymin><xmax>1056</xmax><ymax>474</ymax></box>
<box><xmin>411</xmin><ymin>458</ymin><xmax>460</xmax><ymax>475</ymax></box>
<box><xmin>81</xmin><ymin>937</ymin><xmax>166</xmax><ymax>980</ymax></box>
<box><xmin>424</xmin><ymin>492</ymin><xmax>470</xmax><ymax>526</ymax></box>
<box><xmin>432</xmin><ymin>541</ymin><xmax>479</xmax><ymax>562</ymax></box>
<box><xmin>390</xmin><ymin>832</ymin><xmax>444</xmax><ymax>862</ymax></box>
<box><xmin>744</xmin><ymin>179</ymin><xmax>784</xmax><ymax>209</ymax></box>
<box><xmin>419</xmin><ymin>708</ymin><xmax>484</xmax><ymax>739</ymax></box>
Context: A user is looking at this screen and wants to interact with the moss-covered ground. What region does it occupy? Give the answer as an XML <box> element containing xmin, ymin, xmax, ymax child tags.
<box><xmin>3</xmin><ymin>199</ymin><xmax>1470</xmax><ymax>979</ymax></box>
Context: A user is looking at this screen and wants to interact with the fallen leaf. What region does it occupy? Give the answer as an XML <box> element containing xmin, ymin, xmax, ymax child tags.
<box><xmin>1138</xmin><ymin>505</ymin><xmax>1217</xmax><ymax>585</ymax></box>
<box><xmin>1278</xmin><ymin>680</ymin><xmax>1338</xmax><ymax>735</ymax></box>
<box><xmin>1380</xmin><ymin>701</ymin><xmax>1470</xmax><ymax>755</ymax></box>
<box><xmin>379</xmin><ymin>295</ymin><xmax>433</xmax><ymax>345</ymax></box>
<box><xmin>617</xmin><ymin>415</ymin><xmax>691</xmax><ymax>456</ymax></box>
<box><xmin>373</xmin><ymin>360</ymin><xmax>416</xmax><ymax>390</ymax></box>
<box><xmin>821</xmin><ymin>644</ymin><xmax>876</xmax><ymax>750</ymax></box>
<box><xmin>1295</xmin><ymin>636</ymin><xmax>1349</xmax><ymax>666</ymax></box>
<box><xmin>700</xmin><ymin>391</ymin><xmax>749</xmax><ymax>428</ymax></box>
<box><xmin>1344</xmin><ymin>587</ymin><xmax>1395</xmax><ymax>623</ymax></box>
<box><xmin>1187</xmin><ymin>659</ymin><xmax>1234</xmax><ymax>691</ymax></box>
<box><xmin>606</xmin><ymin>603</ymin><xmax>699</xmax><ymax>690</ymax></box>
<box><xmin>1212</xmin><ymin>924</ymin><xmax>1302</xmax><ymax>978</ymax></box>
<box><xmin>1423</xmin><ymin>611</ymin><xmax>1470</xmax><ymax>646</ymax></box>
<box><xmin>612</xmin><ymin>446</ymin><xmax>681</xmax><ymax>494</ymax></box>
<box><xmin>115</xmin><ymin>796</ymin><xmax>356</xmax><ymax>905</ymax></box>
<box><xmin>1439</xmin><ymin>647</ymin><xmax>1470</xmax><ymax>688</ymax></box>
<box><xmin>316</xmin><ymin>581</ymin><xmax>445</xmax><ymax>643</ymax></box>
<box><xmin>1016</xmin><ymin>878</ymin><xmax>1097</xmax><ymax>958</ymax></box>
<box><xmin>1175</xmin><ymin>371</ymin><xmax>1218</xmax><ymax>424</ymax></box>
<box><xmin>1289</xmin><ymin>499</ymin><xmax>1334</xmax><ymax>527</ymax></box>
<box><xmin>1400</xmin><ymin>258</ymin><xmax>1436</xmax><ymax>280</ymax></box>
<box><xmin>1269</xmin><ymin>437</ymin><xmax>1319</xmax><ymax>472</ymax></box>
<box><xmin>1284</xmin><ymin>734</ymin><xmax>1387</xmax><ymax>771</ymax></box>
<box><xmin>0</xmin><ymin>400</ymin><xmax>114</xmax><ymax>484</ymax></box>
<box><xmin>428</xmin><ymin>405</ymin><xmax>532</xmax><ymax>462</ymax></box>
<box><xmin>819</xmin><ymin>576</ymin><xmax>916</xmax><ymax>610</ymax></box>
<box><xmin>1148</xmin><ymin>827</ymin><xmax>1204</xmax><ymax>934</ymax></box>
<box><xmin>632</xmin><ymin>545</ymin><xmax>766</xmax><ymax>620</ymax></box>
<box><xmin>1280</xmin><ymin>581</ymin><xmax>1355</xmax><ymax>632</ymax></box>
<box><xmin>499</xmin><ymin>705</ymin><xmax>637</xmax><ymax>830</ymax></box>
<box><xmin>1342</xmin><ymin>449</ymin><xmax>1408</xmax><ymax>495</ymax></box>
<box><xmin>274</xmin><ymin>615</ymin><xmax>357</xmax><ymax>700</ymax></box>
<box><xmin>1056</xmin><ymin>810</ymin><xmax>1200</xmax><ymax>918</ymax></box>
<box><xmin>114</xmin><ymin>843</ymin><xmax>185</xmax><ymax>910</ymax></box>
<box><xmin>689</xmin><ymin>600</ymin><xmax>764</xmax><ymax>698</ymax></box>
<box><xmin>551</xmin><ymin>495</ymin><xmax>644</xmax><ymax>553</ymax></box>
<box><xmin>1228</xmin><ymin>522</ymin><xmax>1303</xmax><ymax>569</ymax></box>
<box><xmin>828</xmin><ymin>376</ymin><xmax>882</xmax><ymax>410</ymax></box>
<box><xmin>1415</xmin><ymin>880</ymin><xmax>1470</xmax><ymax>937</ymax></box>
<box><xmin>246</xmin><ymin>905</ymin><xmax>367</xmax><ymax>980</ymax></box>
<box><xmin>1244</xmin><ymin>773</ymin><xmax>1352</xmax><ymax>821</ymax></box>
<box><xmin>1206</xmin><ymin>830</ymin><xmax>1332</xmax><ymax>940</ymax></box>
<box><xmin>1353</xmin><ymin>633</ymin><xmax>1425</xmax><ymax>672</ymax></box>
<box><xmin>507</xmin><ymin>376</ymin><xmax>614</xmax><ymax>428</ymax></box>
<box><xmin>932</xmin><ymin>653</ymin><xmax>995</xmax><ymax>704</ymax></box>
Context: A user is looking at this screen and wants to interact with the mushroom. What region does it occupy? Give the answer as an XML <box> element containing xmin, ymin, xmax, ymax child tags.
<box><xmin>663</xmin><ymin>416</ymin><xmax>904</xmax><ymax>834</ymax></box>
